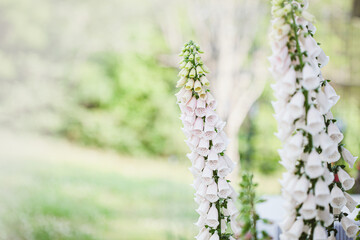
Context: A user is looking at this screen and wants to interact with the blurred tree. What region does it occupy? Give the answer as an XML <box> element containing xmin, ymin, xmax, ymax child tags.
<box><xmin>352</xmin><ymin>0</ymin><xmax>360</xmax><ymax>17</ymax></box>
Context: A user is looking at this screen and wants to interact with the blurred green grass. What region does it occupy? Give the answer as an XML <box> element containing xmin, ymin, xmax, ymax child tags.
<box><xmin>0</xmin><ymin>131</ymin><xmax>280</xmax><ymax>240</ymax></box>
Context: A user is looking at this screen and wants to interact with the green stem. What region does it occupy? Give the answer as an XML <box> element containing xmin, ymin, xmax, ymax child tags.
<box><xmin>290</xmin><ymin>3</ymin><xmax>304</xmax><ymax>70</ymax></box>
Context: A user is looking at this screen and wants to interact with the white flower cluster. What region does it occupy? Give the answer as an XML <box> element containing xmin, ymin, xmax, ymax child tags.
<box><xmin>270</xmin><ymin>0</ymin><xmax>359</xmax><ymax>239</ymax></box>
<box><xmin>176</xmin><ymin>41</ymin><xmax>239</xmax><ymax>240</ymax></box>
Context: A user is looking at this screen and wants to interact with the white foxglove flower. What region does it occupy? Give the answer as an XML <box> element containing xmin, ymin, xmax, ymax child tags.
<box><xmin>305</xmin><ymin>151</ymin><xmax>324</xmax><ymax>179</ymax></box>
<box><xmin>288</xmin><ymin>91</ymin><xmax>305</xmax><ymax>118</ymax></box>
<box><xmin>176</xmin><ymin>77</ymin><xmax>187</xmax><ymax>88</ymax></box>
<box><xmin>317</xmin><ymin>50</ymin><xmax>329</xmax><ymax>68</ymax></box>
<box><xmin>207</xmin><ymin>150</ymin><xmax>219</xmax><ymax>170</ymax></box>
<box><xmin>205</xmin><ymin>108</ymin><xmax>218</xmax><ymax>126</ymax></box>
<box><xmin>205</xmin><ymin>182</ymin><xmax>219</xmax><ymax>203</ymax></box>
<box><xmin>209</xmin><ymin>232</ymin><xmax>219</xmax><ymax>240</ymax></box>
<box><xmin>286</xmin><ymin>133</ymin><xmax>304</xmax><ymax>158</ymax></box>
<box><xmin>327</xmin><ymin>122</ymin><xmax>343</xmax><ymax>144</ymax></box>
<box><xmin>195</xmin><ymin>215</ymin><xmax>206</xmax><ymax>227</ymax></box>
<box><xmin>196</xmin><ymin>200</ymin><xmax>210</xmax><ymax>216</ymax></box>
<box><xmin>186</xmin><ymin>96</ymin><xmax>197</xmax><ymax>112</ymax></box>
<box><xmin>341</xmin><ymin>147</ymin><xmax>358</xmax><ymax>168</ymax></box>
<box><xmin>303</xmin><ymin>63</ymin><xmax>320</xmax><ymax>90</ymax></box>
<box><xmin>300</xmin><ymin>36</ymin><xmax>321</xmax><ymax>58</ymax></box>
<box><xmin>287</xmin><ymin>218</ymin><xmax>304</xmax><ymax>238</ymax></box>
<box><xmin>300</xmin><ymin>194</ymin><xmax>316</xmax><ymax>219</ymax></box>
<box><xmin>324</xmin><ymin>84</ymin><xmax>340</xmax><ymax>107</ymax></box>
<box><xmin>280</xmin><ymin>213</ymin><xmax>296</xmax><ymax>232</ymax></box>
<box><xmin>317</xmin><ymin>207</ymin><xmax>334</xmax><ymax>227</ymax></box>
<box><xmin>294</xmin><ymin>176</ymin><xmax>310</xmax><ymax>203</ymax></box>
<box><xmin>196</xmin><ymin>182</ymin><xmax>207</xmax><ymax>199</ymax></box>
<box><xmin>344</xmin><ymin>192</ymin><xmax>357</xmax><ymax>213</ymax></box>
<box><xmin>337</xmin><ymin>168</ymin><xmax>355</xmax><ymax>191</ymax></box>
<box><xmin>313</xmin><ymin>224</ymin><xmax>327</xmax><ymax>240</ymax></box>
<box><xmin>206</xmin><ymin>93</ymin><xmax>216</xmax><ymax>110</ymax></box>
<box><xmin>218</xmin><ymin>178</ymin><xmax>231</xmax><ymax>198</ymax></box>
<box><xmin>317</xmin><ymin>90</ymin><xmax>331</xmax><ymax>114</ymax></box>
<box><xmin>212</xmin><ymin>134</ymin><xmax>226</xmax><ymax>153</ymax></box>
<box><xmin>315</xmin><ymin>179</ymin><xmax>331</xmax><ymax>206</ymax></box>
<box><xmin>223</xmin><ymin>154</ymin><xmax>236</xmax><ymax>171</ymax></box>
<box><xmin>202</xmin><ymin>166</ymin><xmax>214</xmax><ymax>185</ymax></box>
<box><xmin>307</xmin><ymin>106</ymin><xmax>324</xmax><ymax>134</ymax></box>
<box><xmin>185</xmin><ymin>135</ymin><xmax>200</xmax><ymax>150</ymax></box>
<box><xmin>330</xmin><ymin>185</ymin><xmax>346</xmax><ymax>209</ymax></box>
<box><xmin>226</xmin><ymin>199</ymin><xmax>239</xmax><ymax>216</ymax></box>
<box><xmin>195</xmin><ymin>99</ymin><xmax>207</xmax><ymax>117</ymax></box>
<box><xmin>193</xmin><ymin>155</ymin><xmax>205</xmax><ymax>173</ymax></box>
<box><xmin>197</xmin><ymin>139</ymin><xmax>210</xmax><ymax>156</ymax></box>
<box><xmin>215</xmin><ymin>119</ymin><xmax>226</xmax><ymax>132</ymax></box>
<box><xmin>194</xmin><ymin>80</ymin><xmax>202</xmax><ymax>93</ymax></box>
<box><xmin>206</xmin><ymin>204</ymin><xmax>219</xmax><ymax>228</ymax></box>
<box><xmin>192</xmin><ymin>117</ymin><xmax>204</xmax><ymax>136</ymax></box>
<box><xmin>203</xmin><ymin>122</ymin><xmax>217</xmax><ymax>140</ymax></box>
<box><xmin>196</xmin><ymin>227</ymin><xmax>210</xmax><ymax>240</ymax></box>
<box><xmin>185</xmin><ymin>78</ymin><xmax>195</xmax><ymax>90</ymax></box>
<box><xmin>327</xmin><ymin>232</ymin><xmax>336</xmax><ymax>240</ymax></box>
<box><xmin>341</xmin><ymin>216</ymin><xmax>358</xmax><ymax>238</ymax></box>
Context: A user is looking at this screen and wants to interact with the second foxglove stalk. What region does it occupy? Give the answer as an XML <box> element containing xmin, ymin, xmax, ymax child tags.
<box><xmin>269</xmin><ymin>0</ymin><xmax>358</xmax><ymax>239</ymax></box>
<box><xmin>176</xmin><ymin>41</ymin><xmax>239</xmax><ymax>240</ymax></box>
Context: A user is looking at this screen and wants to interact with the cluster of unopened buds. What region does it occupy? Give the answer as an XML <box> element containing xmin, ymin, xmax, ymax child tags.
<box><xmin>270</xmin><ymin>0</ymin><xmax>358</xmax><ymax>239</ymax></box>
<box><xmin>176</xmin><ymin>41</ymin><xmax>240</xmax><ymax>240</ymax></box>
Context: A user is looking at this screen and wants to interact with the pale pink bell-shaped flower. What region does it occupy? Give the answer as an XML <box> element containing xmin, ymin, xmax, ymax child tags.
<box><xmin>187</xmin><ymin>151</ymin><xmax>199</xmax><ymax>163</ymax></box>
<box><xmin>341</xmin><ymin>147</ymin><xmax>358</xmax><ymax>168</ymax></box>
<box><xmin>280</xmin><ymin>213</ymin><xmax>296</xmax><ymax>232</ymax></box>
<box><xmin>215</xmin><ymin>119</ymin><xmax>226</xmax><ymax>132</ymax></box>
<box><xmin>203</xmin><ymin>122</ymin><xmax>217</xmax><ymax>140</ymax></box>
<box><xmin>218</xmin><ymin>178</ymin><xmax>231</xmax><ymax>198</ymax></box>
<box><xmin>319</xmin><ymin>133</ymin><xmax>337</xmax><ymax>157</ymax></box>
<box><xmin>186</xmin><ymin>96</ymin><xmax>197</xmax><ymax>112</ymax></box>
<box><xmin>185</xmin><ymin>135</ymin><xmax>200</xmax><ymax>151</ymax></box>
<box><xmin>330</xmin><ymin>185</ymin><xmax>346</xmax><ymax>208</ymax></box>
<box><xmin>206</xmin><ymin>93</ymin><xmax>217</xmax><ymax>110</ymax></box>
<box><xmin>202</xmin><ymin>166</ymin><xmax>214</xmax><ymax>185</ymax></box>
<box><xmin>300</xmin><ymin>194</ymin><xmax>316</xmax><ymax>219</ymax></box>
<box><xmin>193</xmin><ymin>155</ymin><xmax>205</xmax><ymax>173</ymax></box>
<box><xmin>217</xmin><ymin>157</ymin><xmax>231</xmax><ymax>178</ymax></box>
<box><xmin>185</xmin><ymin>78</ymin><xmax>194</xmax><ymax>90</ymax></box>
<box><xmin>197</xmin><ymin>139</ymin><xmax>210</xmax><ymax>156</ymax></box>
<box><xmin>304</xmin><ymin>151</ymin><xmax>324</xmax><ymax>179</ymax></box>
<box><xmin>175</xmin><ymin>87</ymin><xmax>186</xmax><ymax>102</ymax></box>
<box><xmin>293</xmin><ymin>176</ymin><xmax>310</xmax><ymax>203</ymax></box>
<box><xmin>207</xmin><ymin>150</ymin><xmax>219</xmax><ymax>170</ymax></box>
<box><xmin>181</xmin><ymin>113</ymin><xmax>196</xmax><ymax>129</ymax></box>
<box><xmin>205</xmin><ymin>108</ymin><xmax>218</xmax><ymax>126</ymax></box>
<box><xmin>337</xmin><ymin>168</ymin><xmax>355</xmax><ymax>191</ymax></box>
<box><xmin>313</xmin><ymin>224</ymin><xmax>327</xmax><ymax>240</ymax></box>
<box><xmin>301</xmin><ymin>36</ymin><xmax>321</xmax><ymax>58</ymax></box>
<box><xmin>307</xmin><ymin>106</ymin><xmax>324</xmax><ymax>134</ymax></box>
<box><xmin>344</xmin><ymin>192</ymin><xmax>357</xmax><ymax>213</ymax></box>
<box><xmin>205</xmin><ymin>182</ymin><xmax>219</xmax><ymax>203</ymax></box>
<box><xmin>314</xmin><ymin>179</ymin><xmax>331</xmax><ymax>206</ymax></box>
<box><xmin>195</xmin><ymin>98</ymin><xmax>207</xmax><ymax>117</ymax></box>
<box><xmin>317</xmin><ymin>90</ymin><xmax>331</xmax><ymax>114</ymax></box>
<box><xmin>195</xmin><ymin>182</ymin><xmax>207</xmax><ymax>199</ymax></box>
<box><xmin>212</xmin><ymin>133</ymin><xmax>226</xmax><ymax>153</ymax></box>
<box><xmin>206</xmin><ymin>204</ymin><xmax>219</xmax><ymax>228</ymax></box>
<box><xmin>192</xmin><ymin>117</ymin><xmax>204</xmax><ymax>136</ymax></box>
<box><xmin>181</xmin><ymin>89</ymin><xmax>193</xmax><ymax>104</ymax></box>
<box><xmin>341</xmin><ymin>216</ymin><xmax>358</xmax><ymax>238</ymax></box>
<box><xmin>224</xmin><ymin>154</ymin><xmax>236</xmax><ymax>171</ymax></box>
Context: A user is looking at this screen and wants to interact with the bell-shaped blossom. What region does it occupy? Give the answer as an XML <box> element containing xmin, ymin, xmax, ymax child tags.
<box><xmin>294</xmin><ymin>176</ymin><xmax>310</xmax><ymax>203</ymax></box>
<box><xmin>203</xmin><ymin>122</ymin><xmax>217</xmax><ymax>140</ymax></box>
<box><xmin>197</xmin><ymin>138</ymin><xmax>210</xmax><ymax>156</ymax></box>
<box><xmin>317</xmin><ymin>207</ymin><xmax>334</xmax><ymax>227</ymax></box>
<box><xmin>337</xmin><ymin>168</ymin><xmax>355</xmax><ymax>191</ymax></box>
<box><xmin>315</xmin><ymin>179</ymin><xmax>331</xmax><ymax>206</ymax></box>
<box><xmin>185</xmin><ymin>135</ymin><xmax>200</xmax><ymax>151</ymax></box>
<box><xmin>323</xmin><ymin>167</ymin><xmax>335</xmax><ymax>185</ymax></box>
<box><xmin>207</xmin><ymin>150</ymin><xmax>219</xmax><ymax>170</ymax></box>
<box><xmin>327</xmin><ymin>122</ymin><xmax>343</xmax><ymax>144</ymax></box>
<box><xmin>193</xmin><ymin>155</ymin><xmax>205</xmax><ymax>173</ymax></box>
<box><xmin>288</xmin><ymin>91</ymin><xmax>305</xmax><ymax>119</ymax></box>
<box><xmin>206</xmin><ymin>204</ymin><xmax>219</xmax><ymax>228</ymax></box>
<box><xmin>285</xmin><ymin>133</ymin><xmax>304</xmax><ymax>158</ymax></box>
<box><xmin>205</xmin><ymin>182</ymin><xmax>219</xmax><ymax>203</ymax></box>
<box><xmin>317</xmin><ymin>50</ymin><xmax>329</xmax><ymax>68</ymax></box>
<box><xmin>202</xmin><ymin>166</ymin><xmax>214</xmax><ymax>185</ymax></box>
<box><xmin>327</xmin><ymin>232</ymin><xmax>336</xmax><ymax>240</ymax></box>
<box><xmin>341</xmin><ymin>147</ymin><xmax>358</xmax><ymax>168</ymax></box>
<box><xmin>324</xmin><ymin>84</ymin><xmax>340</xmax><ymax>107</ymax></box>
<box><xmin>280</xmin><ymin>213</ymin><xmax>296</xmax><ymax>232</ymax></box>
<box><xmin>212</xmin><ymin>133</ymin><xmax>226</xmax><ymax>153</ymax></box>
<box><xmin>344</xmin><ymin>192</ymin><xmax>357</xmax><ymax>213</ymax></box>
<box><xmin>196</xmin><ymin>200</ymin><xmax>210</xmax><ymax>216</ymax></box>
<box><xmin>300</xmin><ymin>35</ymin><xmax>321</xmax><ymax>58</ymax></box>
<box><xmin>287</xmin><ymin>218</ymin><xmax>304</xmax><ymax>239</ymax></box>
<box><xmin>341</xmin><ymin>216</ymin><xmax>358</xmax><ymax>238</ymax></box>
<box><xmin>195</xmin><ymin>99</ymin><xmax>207</xmax><ymax>117</ymax></box>
<box><xmin>195</xmin><ymin>182</ymin><xmax>207</xmax><ymax>200</ymax></box>
<box><xmin>313</xmin><ymin>224</ymin><xmax>327</xmax><ymax>240</ymax></box>
<box><xmin>218</xmin><ymin>178</ymin><xmax>231</xmax><ymax>198</ymax></box>
<box><xmin>307</xmin><ymin>106</ymin><xmax>324</xmax><ymax>134</ymax></box>
<box><xmin>192</xmin><ymin>117</ymin><xmax>204</xmax><ymax>136</ymax></box>
<box><xmin>209</xmin><ymin>231</ymin><xmax>219</xmax><ymax>240</ymax></box>
<box><xmin>303</xmin><ymin>63</ymin><xmax>320</xmax><ymax>90</ymax></box>
<box><xmin>217</xmin><ymin>157</ymin><xmax>231</xmax><ymax>178</ymax></box>
<box><xmin>305</xmin><ymin>151</ymin><xmax>324</xmax><ymax>178</ymax></box>
<box><xmin>330</xmin><ymin>185</ymin><xmax>346</xmax><ymax>208</ymax></box>
<box><xmin>205</xmin><ymin>108</ymin><xmax>218</xmax><ymax>126</ymax></box>
<box><xmin>195</xmin><ymin>215</ymin><xmax>206</xmax><ymax>228</ymax></box>
<box><xmin>196</xmin><ymin>227</ymin><xmax>210</xmax><ymax>240</ymax></box>
<box><xmin>226</xmin><ymin>199</ymin><xmax>239</xmax><ymax>217</ymax></box>
<box><xmin>300</xmin><ymin>194</ymin><xmax>316</xmax><ymax>219</ymax></box>
<box><xmin>317</xmin><ymin>90</ymin><xmax>331</xmax><ymax>114</ymax></box>
<box><xmin>206</xmin><ymin>93</ymin><xmax>216</xmax><ymax>110</ymax></box>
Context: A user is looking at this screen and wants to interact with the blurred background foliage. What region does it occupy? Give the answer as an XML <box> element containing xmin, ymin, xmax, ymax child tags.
<box><xmin>0</xmin><ymin>0</ymin><xmax>359</xmax><ymax>239</ymax></box>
